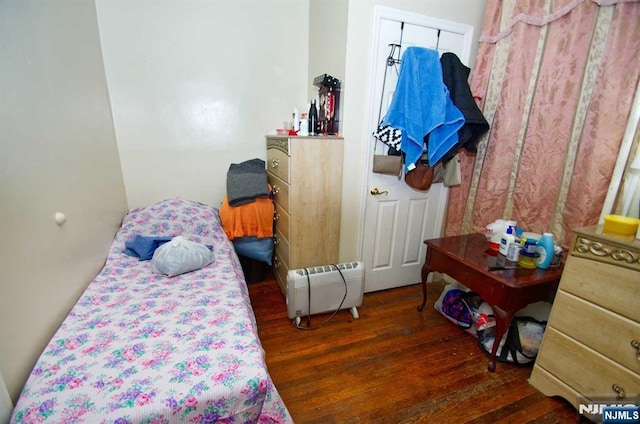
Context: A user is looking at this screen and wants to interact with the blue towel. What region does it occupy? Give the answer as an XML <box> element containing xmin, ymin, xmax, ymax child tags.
<box><xmin>381</xmin><ymin>47</ymin><xmax>465</xmax><ymax>169</ymax></box>
<box><xmin>428</xmin><ymin>85</ymin><xmax>467</xmax><ymax>166</ymax></box>
<box><xmin>124</xmin><ymin>236</ymin><xmax>173</xmax><ymax>261</ymax></box>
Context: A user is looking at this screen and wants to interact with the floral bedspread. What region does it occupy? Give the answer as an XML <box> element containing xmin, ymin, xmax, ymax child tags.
<box><xmin>11</xmin><ymin>199</ymin><xmax>292</xmax><ymax>424</ymax></box>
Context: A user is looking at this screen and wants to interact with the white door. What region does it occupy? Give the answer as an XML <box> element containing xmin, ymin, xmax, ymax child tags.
<box><xmin>361</xmin><ymin>7</ymin><xmax>474</xmax><ymax>293</ymax></box>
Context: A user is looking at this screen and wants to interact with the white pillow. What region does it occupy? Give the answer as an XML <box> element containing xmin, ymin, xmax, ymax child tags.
<box><xmin>151</xmin><ymin>236</ymin><xmax>214</xmax><ymax>277</ymax></box>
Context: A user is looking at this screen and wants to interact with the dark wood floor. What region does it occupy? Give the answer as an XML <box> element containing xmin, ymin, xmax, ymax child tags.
<box><xmin>247</xmin><ymin>273</ymin><xmax>588</xmax><ymax>423</ymax></box>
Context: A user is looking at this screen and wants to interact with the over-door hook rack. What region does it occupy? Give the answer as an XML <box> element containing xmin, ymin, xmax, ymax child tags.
<box><xmin>386</xmin><ymin>21</ymin><xmax>404</xmax><ymax>68</ymax></box>
<box><xmin>386</xmin><ymin>25</ymin><xmax>442</xmax><ymax>68</ymax></box>
<box><xmin>386</xmin><ymin>43</ymin><xmax>402</xmax><ymax>67</ymax></box>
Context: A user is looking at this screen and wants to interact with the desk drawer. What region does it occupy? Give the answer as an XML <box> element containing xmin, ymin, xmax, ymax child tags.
<box><xmin>561</xmin><ymin>256</ymin><xmax>639</xmax><ymax>322</ymax></box>
<box><xmin>267</xmin><ymin>147</ymin><xmax>290</xmax><ymax>183</ymax></box>
<box><xmin>550</xmin><ymin>290</ymin><xmax>640</xmax><ymax>373</ymax></box>
<box><xmin>267</xmin><ymin>172</ymin><xmax>289</xmax><ymax>212</ymax></box>
<box><xmin>536</xmin><ymin>328</ymin><xmax>640</xmax><ymax>400</ymax></box>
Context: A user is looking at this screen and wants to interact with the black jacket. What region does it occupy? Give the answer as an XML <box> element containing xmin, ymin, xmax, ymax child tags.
<box><xmin>440</xmin><ymin>52</ymin><xmax>490</xmax><ymax>163</ymax></box>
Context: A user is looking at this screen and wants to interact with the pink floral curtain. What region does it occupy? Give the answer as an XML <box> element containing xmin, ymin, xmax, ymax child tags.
<box><xmin>444</xmin><ymin>0</ymin><xmax>640</xmax><ymax>247</ymax></box>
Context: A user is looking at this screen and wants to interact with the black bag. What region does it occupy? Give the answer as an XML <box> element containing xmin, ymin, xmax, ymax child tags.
<box><xmin>478</xmin><ymin>316</ymin><xmax>547</xmax><ymax>366</ymax></box>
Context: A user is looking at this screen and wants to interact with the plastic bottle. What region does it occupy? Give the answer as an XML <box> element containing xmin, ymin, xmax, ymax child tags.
<box><xmin>506</xmin><ymin>227</ymin><xmax>522</xmax><ymax>261</ymax></box>
<box><xmin>536</xmin><ymin>232</ymin><xmax>555</xmax><ymax>269</ymax></box>
<box><xmin>499</xmin><ymin>226</ymin><xmax>515</xmax><ymax>256</ymax></box>
<box><xmin>292</xmin><ymin>108</ymin><xmax>300</xmax><ymax>132</ymax></box>
<box><xmin>308</xmin><ymin>100</ymin><xmax>318</xmax><ymax>136</ymax></box>
<box><xmin>299</xmin><ymin>112</ymin><xmax>309</xmax><ymax>136</ymax></box>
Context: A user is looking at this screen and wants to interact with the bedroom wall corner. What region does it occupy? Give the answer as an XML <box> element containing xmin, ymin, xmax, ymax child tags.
<box><xmin>0</xmin><ymin>0</ymin><xmax>128</xmax><ymax>403</ymax></box>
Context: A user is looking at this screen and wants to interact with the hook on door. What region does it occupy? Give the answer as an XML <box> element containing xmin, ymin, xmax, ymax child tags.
<box><xmin>371</xmin><ymin>187</ymin><xmax>389</xmax><ymax>196</ymax></box>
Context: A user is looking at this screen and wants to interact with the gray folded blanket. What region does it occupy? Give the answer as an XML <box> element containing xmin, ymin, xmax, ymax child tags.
<box><xmin>227</xmin><ymin>158</ymin><xmax>269</xmax><ymax>206</ymax></box>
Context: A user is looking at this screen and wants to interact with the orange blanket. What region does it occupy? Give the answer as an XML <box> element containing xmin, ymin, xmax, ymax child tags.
<box><xmin>219</xmin><ymin>195</ymin><xmax>274</xmax><ymax>240</ymax></box>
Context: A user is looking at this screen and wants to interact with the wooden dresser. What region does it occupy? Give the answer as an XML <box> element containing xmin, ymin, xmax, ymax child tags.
<box><xmin>529</xmin><ymin>225</ymin><xmax>640</xmax><ymax>410</ymax></box>
<box><xmin>266</xmin><ymin>135</ymin><xmax>344</xmax><ymax>293</ymax></box>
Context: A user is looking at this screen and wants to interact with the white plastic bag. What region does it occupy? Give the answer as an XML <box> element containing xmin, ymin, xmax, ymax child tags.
<box><xmin>151</xmin><ymin>236</ymin><xmax>214</xmax><ymax>277</ymax></box>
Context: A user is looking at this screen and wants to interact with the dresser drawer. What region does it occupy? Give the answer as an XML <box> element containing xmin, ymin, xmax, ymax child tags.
<box><xmin>274</xmin><ymin>228</ymin><xmax>290</xmax><ymax>269</ymax></box>
<box><xmin>550</xmin><ymin>290</ymin><xmax>640</xmax><ymax>373</ymax></box>
<box><xmin>273</xmin><ymin>247</ymin><xmax>289</xmax><ymax>294</ymax></box>
<box><xmin>274</xmin><ymin>203</ymin><xmax>289</xmax><ymax>241</ymax></box>
<box><xmin>267</xmin><ymin>172</ymin><xmax>289</xmax><ymax>212</ymax></box>
<box><xmin>266</xmin><ymin>147</ymin><xmax>290</xmax><ymax>183</ymax></box>
<box><xmin>529</xmin><ymin>365</ymin><xmax>582</xmax><ymax>409</ymax></box>
<box><xmin>536</xmin><ymin>328</ymin><xmax>640</xmax><ymax>400</ymax></box>
<box><xmin>561</xmin><ymin>256</ymin><xmax>640</xmax><ymax>322</ymax></box>
<box><xmin>571</xmin><ymin>228</ymin><xmax>640</xmax><ymax>273</ymax></box>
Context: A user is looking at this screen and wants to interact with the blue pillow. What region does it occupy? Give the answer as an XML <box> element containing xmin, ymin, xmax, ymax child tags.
<box><xmin>232</xmin><ymin>236</ymin><xmax>274</xmax><ymax>265</ymax></box>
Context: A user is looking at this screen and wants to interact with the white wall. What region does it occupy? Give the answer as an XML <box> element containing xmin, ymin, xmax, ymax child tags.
<box><xmin>96</xmin><ymin>0</ymin><xmax>310</xmax><ymax>209</ymax></box>
<box><xmin>308</xmin><ymin>0</ymin><xmax>348</xmax><ymax>101</ymax></box>
<box><xmin>338</xmin><ymin>0</ymin><xmax>486</xmax><ymax>261</ymax></box>
<box><xmin>0</xmin><ymin>0</ymin><xmax>128</xmax><ymax>403</ymax></box>
<box><xmin>0</xmin><ymin>371</ymin><xmax>11</xmax><ymax>424</ymax></box>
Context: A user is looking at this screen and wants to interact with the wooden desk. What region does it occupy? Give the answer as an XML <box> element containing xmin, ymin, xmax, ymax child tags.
<box><xmin>418</xmin><ymin>233</ymin><xmax>563</xmax><ymax>372</ymax></box>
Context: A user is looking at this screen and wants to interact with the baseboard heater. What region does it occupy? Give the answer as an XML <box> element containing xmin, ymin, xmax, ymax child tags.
<box><xmin>286</xmin><ymin>261</ymin><xmax>364</xmax><ymax>324</ymax></box>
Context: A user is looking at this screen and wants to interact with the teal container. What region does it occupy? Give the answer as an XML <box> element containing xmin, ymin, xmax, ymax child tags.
<box><xmin>536</xmin><ymin>232</ymin><xmax>555</xmax><ymax>270</ymax></box>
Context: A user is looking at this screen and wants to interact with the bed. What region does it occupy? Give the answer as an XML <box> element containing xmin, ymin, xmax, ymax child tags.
<box><xmin>11</xmin><ymin>198</ymin><xmax>292</xmax><ymax>423</ymax></box>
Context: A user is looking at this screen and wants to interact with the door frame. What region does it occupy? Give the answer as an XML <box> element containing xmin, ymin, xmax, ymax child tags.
<box><xmin>357</xmin><ymin>5</ymin><xmax>474</xmax><ymax>267</ymax></box>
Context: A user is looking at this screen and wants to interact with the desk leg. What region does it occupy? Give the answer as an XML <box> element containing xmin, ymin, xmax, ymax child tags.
<box><xmin>487</xmin><ymin>305</ymin><xmax>514</xmax><ymax>372</ymax></box>
<box><xmin>417</xmin><ymin>248</ymin><xmax>432</xmax><ymax>312</ymax></box>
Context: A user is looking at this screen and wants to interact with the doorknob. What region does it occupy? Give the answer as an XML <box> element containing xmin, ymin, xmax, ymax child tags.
<box><xmin>371</xmin><ymin>187</ymin><xmax>389</xmax><ymax>195</ymax></box>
